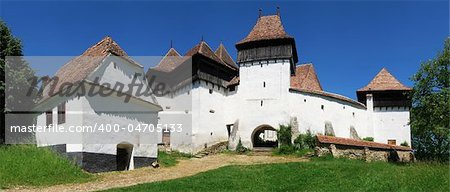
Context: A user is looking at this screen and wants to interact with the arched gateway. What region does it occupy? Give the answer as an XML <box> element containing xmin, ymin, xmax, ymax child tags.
<box><xmin>251</xmin><ymin>125</ymin><xmax>278</xmax><ymax>149</ymax></box>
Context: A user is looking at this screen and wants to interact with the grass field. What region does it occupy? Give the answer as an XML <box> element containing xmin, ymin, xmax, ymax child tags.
<box><xmin>157</xmin><ymin>150</ymin><xmax>193</xmax><ymax>167</ymax></box>
<box><xmin>105</xmin><ymin>157</ymin><xmax>449</xmax><ymax>192</ymax></box>
<box><xmin>0</xmin><ymin>145</ymin><xmax>93</xmax><ymax>189</ymax></box>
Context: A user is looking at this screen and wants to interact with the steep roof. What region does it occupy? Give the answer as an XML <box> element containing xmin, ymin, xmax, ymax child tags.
<box><xmin>236</xmin><ymin>15</ymin><xmax>293</xmax><ymax>45</ymax></box>
<box><xmin>153</xmin><ymin>48</ymin><xmax>182</xmax><ymax>72</ymax></box>
<box><xmin>185</xmin><ymin>41</ymin><xmax>236</xmax><ymax>70</ymax></box>
<box><xmin>215</xmin><ymin>43</ymin><xmax>238</xmax><ymax>69</ymax></box>
<box><xmin>290</xmin><ymin>63</ymin><xmax>323</xmax><ymax>91</ymax></box>
<box><xmin>43</xmin><ymin>36</ymin><xmax>137</xmax><ymax>98</ymax></box>
<box><xmin>358</xmin><ymin>68</ymin><xmax>411</xmax><ymax>92</ymax></box>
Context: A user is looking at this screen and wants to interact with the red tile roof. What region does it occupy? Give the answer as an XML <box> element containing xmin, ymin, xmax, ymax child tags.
<box><xmin>236</xmin><ymin>15</ymin><xmax>293</xmax><ymax>45</ymax></box>
<box><xmin>317</xmin><ymin>135</ymin><xmax>411</xmax><ymax>151</ymax></box>
<box><xmin>42</xmin><ymin>36</ymin><xmax>138</xmax><ymax>99</ymax></box>
<box><xmin>185</xmin><ymin>41</ymin><xmax>237</xmax><ymax>71</ymax></box>
<box><xmin>358</xmin><ymin>68</ymin><xmax>411</xmax><ymax>92</ymax></box>
<box><xmin>215</xmin><ymin>43</ymin><xmax>238</xmax><ymax>69</ymax></box>
<box><xmin>290</xmin><ymin>64</ymin><xmax>323</xmax><ymax>91</ymax></box>
<box><xmin>153</xmin><ymin>48</ymin><xmax>183</xmax><ymax>72</ymax></box>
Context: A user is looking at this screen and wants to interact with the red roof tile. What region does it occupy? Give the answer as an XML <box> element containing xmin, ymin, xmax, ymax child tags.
<box><xmin>153</xmin><ymin>48</ymin><xmax>182</xmax><ymax>72</ymax></box>
<box><xmin>185</xmin><ymin>41</ymin><xmax>237</xmax><ymax>71</ymax></box>
<box><xmin>42</xmin><ymin>36</ymin><xmax>138</xmax><ymax>99</ymax></box>
<box><xmin>317</xmin><ymin>135</ymin><xmax>411</xmax><ymax>151</ymax></box>
<box><xmin>215</xmin><ymin>43</ymin><xmax>238</xmax><ymax>69</ymax></box>
<box><xmin>290</xmin><ymin>63</ymin><xmax>323</xmax><ymax>91</ymax></box>
<box><xmin>236</xmin><ymin>15</ymin><xmax>293</xmax><ymax>45</ymax></box>
<box><xmin>358</xmin><ymin>68</ymin><xmax>411</xmax><ymax>92</ymax></box>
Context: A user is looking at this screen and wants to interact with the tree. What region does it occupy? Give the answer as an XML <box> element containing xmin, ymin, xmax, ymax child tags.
<box><xmin>410</xmin><ymin>38</ymin><xmax>450</xmax><ymax>161</ymax></box>
<box><xmin>0</xmin><ymin>19</ymin><xmax>36</xmax><ymax>144</ymax></box>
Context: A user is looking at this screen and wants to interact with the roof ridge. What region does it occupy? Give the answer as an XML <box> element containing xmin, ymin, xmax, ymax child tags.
<box><xmin>358</xmin><ymin>67</ymin><xmax>411</xmax><ymax>92</ymax></box>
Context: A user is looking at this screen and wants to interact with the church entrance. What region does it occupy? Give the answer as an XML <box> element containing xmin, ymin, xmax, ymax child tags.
<box><xmin>251</xmin><ymin>125</ymin><xmax>278</xmax><ymax>149</ymax></box>
<box><xmin>116</xmin><ymin>143</ymin><xmax>133</xmax><ymax>171</ymax></box>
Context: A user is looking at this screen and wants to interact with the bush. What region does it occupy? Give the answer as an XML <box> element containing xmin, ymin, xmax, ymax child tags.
<box><xmin>277</xmin><ymin>124</ymin><xmax>292</xmax><ymax>146</ymax></box>
<box><xmin>235</xmin><ymin>138</ymin><xmax>248</xmax><ymax>154</ymax></box>
<box><xmin>293</xmin><ymin>130</ymin><xmax>316</xmax><ymax>150</ymax></box>
<box><xmin>303</xmin><ymin>130</ymin><xmax>316</xmax><ymax>149</ymax></box>
<box><xmin>363</xmin><ymin>137</ymin><xmax>374</xmax><ymax>142</ymax></box>
<box><xmin>400</xmin><ymin>141</ymin><xmax>409</xmax><ymax>147</ymax></box>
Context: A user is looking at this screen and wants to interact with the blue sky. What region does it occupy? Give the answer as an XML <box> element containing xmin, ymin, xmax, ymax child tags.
<box><xmin>1</xmin><ymin>0</ymin><xmax>448</xmax><ymax>99</ymax></box>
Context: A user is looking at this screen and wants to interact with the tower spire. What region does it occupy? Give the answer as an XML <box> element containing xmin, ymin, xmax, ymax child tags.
<box><xmin>276</xmin><ymin>6</ymin><xmax>280</xmax><ymax>16</ymax></box>
<box><xmin>259</xmin><ymin>8</ymin><xmax>262</xmax><ymax>18</ymax></box>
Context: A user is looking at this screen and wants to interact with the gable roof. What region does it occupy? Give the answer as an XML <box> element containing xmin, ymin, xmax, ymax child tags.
<box><xmin>42</xmin><ymin>36</ymin><xmax>137</xmax><ymax>99</ymax></box>
<box><xmin>185</xmin><ymin>41</ymin><xmax>236</xmax><ymax>71</ymax></box>
<box><xmin>153</xmin><ymin>48</ymin><xmax>182</xmax><ymax>72</ymax></box>
<box><xmin>290</xmin><ymin>63</ymin><xmax>323</xmax><ymax>91</ymax></box>
<box><xmin>215</xmin><ymin>43</ymin><xmax>238</xmax><ymax>69</ymax></box>
<box><xmin>236</xmin><ymin>15</ymin><xmax>293</xmax><ymax>45</ymax></box>
<box><xmin>358</xmin><ymin>68</ymin><xmax>411</xmax><ymax>92</ymax></box>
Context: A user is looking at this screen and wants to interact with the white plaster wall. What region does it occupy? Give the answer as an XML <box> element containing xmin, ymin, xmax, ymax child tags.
<box><xmin>373</xmin><ymin>106</ymin><xmax>411</xmax><ymax>145</ymax></box>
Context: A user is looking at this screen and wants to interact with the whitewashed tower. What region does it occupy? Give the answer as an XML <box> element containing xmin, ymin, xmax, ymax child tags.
<box><xmin>357</xmin><ymin>68</ymin><xmax>412</xmax><ymax>145</ymax></box>
<box><xmin>234</xmin><ymin>9</ymin><xmax>299</xmax><ymax>148</ymax></box>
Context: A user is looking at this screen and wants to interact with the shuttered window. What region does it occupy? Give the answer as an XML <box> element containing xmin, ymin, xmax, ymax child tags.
<box><xmin>46</xmin><ymin>111</ymin><xmax>52</xmax><ymax>126</ymax></box>
<box><xmin>57</xmin><ymin>102</ymin><xmax>66</xmax><ymax>124</ymax></box>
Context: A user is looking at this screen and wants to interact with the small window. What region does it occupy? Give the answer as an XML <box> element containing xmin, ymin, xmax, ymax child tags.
<box><xmin>187</xmin><ymin>90</ymin><xmax>190</xmax><ymax>95</ymax></box>
<box><xmin>261</xmin><ymin>100</ymin><xmax>263</xmax><ymax>106</ymax></box>
<box><xmin>209</xmin><ymin>89</ymin><xmax>213</xmax><ymax>94</ymax></box>
<box><xmin>388</xmin><ymin>140</ymin><xmax>396</xmax><ymax>145</ymax></box>
<box><xmin>304</xmin><ymin>99</ymin><xmax>306</xmax><ymax>102</ymax></box>
<box><xmin>162</xmin><ymin>130</ymin><xmax>170</xmax><ymax>145</ymax></box>
<box><xmin>113</xmin><ymin>62</ymin><xmax>117</xmax><ymax>69</ymax></box>
<box><xmin>57</xmin><ymin>102</ymin><xmax>66</xmax><ymax>124</ymax></box>
<box><xmin>263</xmin><ymin>81</ymin><xmax>266</xmax><ymax>88</ymax></box>
<box><xmin>229</xmin><ymin>86</ymin><xmax>236</xmax><ymax>92</ymax></box>
<box><xmin>260</xmin><ymin>63</ymin><xmax>263</xmax><ymax>67</ymax></box>
<box><xmin>352</xmin><ymin>112</ymin><xmax>355</xmax><ymax>118</ymax></box>
<box><xmin>343</xmin><ymin>106</ymin><xmax>345</xmax><ymax>109</ymax></box>
<box><xmin>46</xmin><ymin>111</ymin><xmax>52</xmax><ymax>126</ymax></box>
<box><xmin>321</xmin><ymin>105</ymin><xmax>324</xmax><ymax>110</ymax></box>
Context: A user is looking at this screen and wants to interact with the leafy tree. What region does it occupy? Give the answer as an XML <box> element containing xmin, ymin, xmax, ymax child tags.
<box><xmin>410</xmin><ymin>38</ymin><xmax>450</xmax><ymax>161</ymax></box>
<box><xmin>0</xmin><ymin>19</ymin><xmax>36</xmax><ymax>144</ymax></box>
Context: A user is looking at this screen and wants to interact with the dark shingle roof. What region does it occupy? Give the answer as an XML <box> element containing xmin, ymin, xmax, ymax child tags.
<box><xmin>290</xmin><ymin>63</ymin><xmax>323</xmax><ymax>92</ymax></box>
<box><xmin>358</xmin><ymin>68</ymin><xmax>411</xmax><ymax>92</ymax></box>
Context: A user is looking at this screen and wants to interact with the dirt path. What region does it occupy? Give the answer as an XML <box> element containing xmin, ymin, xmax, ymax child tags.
<box><xmin>7</xmin><ymin>154</ymin><xmax>308</xmax><ymax>192</ymax></box>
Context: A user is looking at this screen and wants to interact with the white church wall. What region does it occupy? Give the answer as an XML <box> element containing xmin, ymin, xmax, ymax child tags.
<box><xmin>286</xmin><ymin>92</ymin><xmax>370</xmax><ymax>139</ymax></box>
<box><xmin>80</xmin><ymin>91</ymin><xmax>159</xmax><ymax>158</ymax></box>
<box><xmin>373</xmin><ymin>106</ymin><xmax>411</xmax><ymax>145</ymax></box>
<box><xmin>190</xmin><ymin>80</ymin><xmax>230</xmax><ymax>153</ymax></box>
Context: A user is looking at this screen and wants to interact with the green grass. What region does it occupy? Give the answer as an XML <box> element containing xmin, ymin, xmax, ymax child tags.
<box><xmin>158</xmin><ymin>150</ymin><xmax>193</xmax><ymax>167</ymax></box>
<box><xmin>105</xmin><ymin>157</ymin><xmax>449</xmax><ymax>192</ymax></box>
<box><xmin>0</xmin><ymin>145</ymin><xmax>93</xmax><ymax>189</ymax></box>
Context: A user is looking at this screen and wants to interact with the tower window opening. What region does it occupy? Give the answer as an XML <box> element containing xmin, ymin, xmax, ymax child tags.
<box><xmin>261</xmin><ymin>100</ymin><xmax>263</xmax><ymax>106</ymax></box>
<box><xmin>263</xmin><ymin>81</ymin><xmax>266</xmax><ymax>87</ymax></box>
<box><xmin>209</xmin><ymin>89</ymin><xmax>213</xmax><ymax>94</ymax></box>
<box><xmin>321</xmin><ymin>105</ymin><xmax>324</xmax><ymax>110</ymax></box>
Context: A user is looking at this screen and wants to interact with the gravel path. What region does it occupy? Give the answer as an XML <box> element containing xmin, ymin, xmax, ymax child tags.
<box><xmin>7</xmin><ymin>154</ymin><xmax>308</xmax><ymax>192</ymax></box>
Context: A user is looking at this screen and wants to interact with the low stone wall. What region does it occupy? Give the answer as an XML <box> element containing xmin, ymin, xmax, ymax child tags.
<box><xmin>315</xmin><ymin>135</ymin><xmax>414</xmax><ymax>163</ymax></box>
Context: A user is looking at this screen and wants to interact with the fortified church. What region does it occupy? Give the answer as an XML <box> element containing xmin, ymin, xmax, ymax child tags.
<box><xmin>34</xmin><ymin>10</ymin><xmax>412</xmax><ymax>172</ymax></box>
